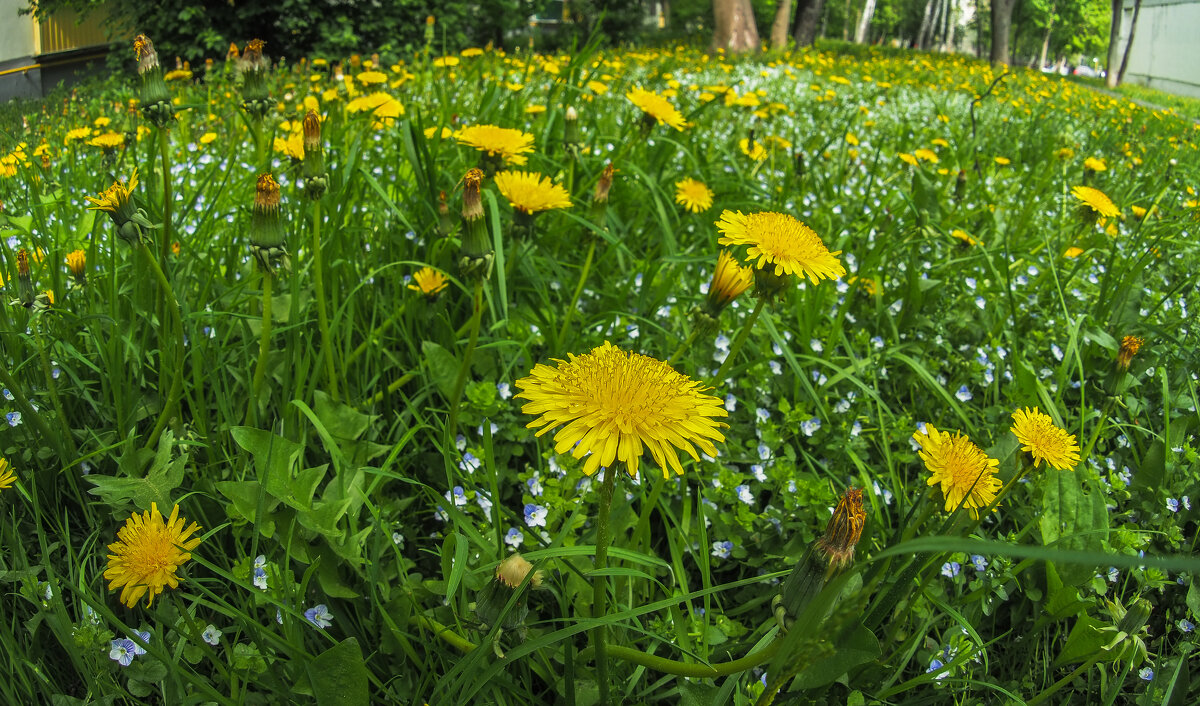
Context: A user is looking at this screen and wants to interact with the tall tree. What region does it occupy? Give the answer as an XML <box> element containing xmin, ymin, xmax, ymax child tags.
<box><xmin>770</xmin><ymin>0</ymin><xmax>794</xmax><ymax>49</ymax></box>
<box><xmin>792</xmin><ymin>0</ymin><xmax>826</xmax><ymax>46</ymax></box>
<box><xmin>713</xmin><ymin>0</ymin><xmax>761</xmax><ymax>52</ymax></box>
<box><xmin>855</xmin><ymin>0</ymin><xmax>878</xmax><ymax>42</ymax></box>
<box><xmin>991</xmin><ymin>0</ymin><xmax>1019</xmax><ymax>64</ymax></box>
<box><xmin>1104</xmin><ymin>0</ymin><xmax>1123</xmax><ymax>87</ymax></box>
<box><xmin>1117</xmin><ymin>0</ymin><xmax>1142</xmax><ymax>83</ymax></box>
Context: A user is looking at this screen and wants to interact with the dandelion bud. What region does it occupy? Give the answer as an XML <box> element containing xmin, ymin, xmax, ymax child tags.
<box><xmin>301</xmin><ymin>111</ymin><xmax>327</xmax><ymax>200</ymax></box>
<box><xmin>437</xmin><ymin>190</ymin><xmax>455</xmax><ymax>237</ymax></box>
<box><xmin>773</xmin><ymin>488</ymin><xmax>865</xmax><ymax>632</ymax></box>
<box><xmin>703</xmin><ymin>250</ymin><xmax>753</xmax><ymax>319</ymax></box>
<box><xmin>240</xmin><ymin>40</ymin><xmax>271</xmax><ymax>120</ymax></box>
<box><xmin>16</xmin><ymin>249</ymin><xmax>35</xmax><ymax>307</ymax></box>
<box><xmin>1116</xmin><ymin>335</ymin><xmax>1144</xmax><ymax>371</ymax></box>
<box><xmin>954</xmin><ymin>169</ymin><xmax>967</xmax><ymax>202</ymax></box>
<box><xmin>249</xmin><ymin>173</ymin><xmax>289</xmax><ymax>275</ymax></box>
<box><xmin>592</xmin><ymin>163</ymin><xmax>614</xmax><ymax>205</ymax></box>
<box><xmin>458</xmin><ymin>168</ymin><xmax>493</xmax><ymax>281</ymax></box>
<box><xmin>793</xmin><ymin>150</ymin><xmax>806</xmax><ymax>180</ymax></box>
<box><xmin>133</xmin><ymin>35</ymin><xmax>174</xmax><ymax>127</ymax></box>
<box><xmin>474</xmin><ymin>554</ymin><xmax>543</xmax><ymax>645</ymax></box>
<box><xmin>66</xmin><ymin>249</ymin><xmax>86</xmax><ymax>283</ymax></box>
<box><xmin>564</xmin><ymin>105</ymin><xmax>579</xmax><ymax>147</ymax></box>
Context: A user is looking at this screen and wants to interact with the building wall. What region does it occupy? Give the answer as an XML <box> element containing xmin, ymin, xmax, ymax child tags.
<box><xmin>0</xmin><ymin>0</ymin><xmax>37</xmax><ymax>64</ymax></box>
<box><xmin>1121</xmin><ymin>0</ymin><xmax>1200</xmax><ymax>99</ymax></box>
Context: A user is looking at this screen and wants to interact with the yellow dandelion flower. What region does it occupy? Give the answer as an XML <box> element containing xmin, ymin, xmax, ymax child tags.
<box><xmin>86</xmin><ymin>169</ymin><xmax>139</xmax><ymax>215</ymax></box>
<box><xmin>163</xmin><ymin>69</ymin><xmax>192</xmax><ymax>81</ymax></box>
<box><xmin>0</xmin><ymin>457</ymin><xmax>15</xmax><ymax>492</ymax></box>
<box><xmin>524</xmin><ymin>104</ymin><xmax>547</xmax><ymax>115</ymax></box>
<box><xmin>1083</xmin><ymin>157</ymin><xmax>1107</xmax><ymax>171</ymax></box>
<box><xmin>626</xmin><ymin>87</ymin><xmax>686</xmax><ymax>131</ymax></box>
<box><xmin>587</xmin><ymin>80</ymin><xmax>609</xmax><ymax>95</ymax></box>
<box><xmin>66</xmin><ymin>249</ymin><xmax>86</xmax><ymax>278</ymax></box>
<box><xmin>346</xmin><ymin>91</ymin><xmax>403</xmax><ymax>125</ymax></box>
<box><xmin>433</xmin><ymin>56</ymin><xmax>460</xmax><ymax>68</ymax></box>
<box><xmin>356</xmin><ymin>70</ymin><xmax>388</xmax><ymax>85</ymax></box>
<box><xmin>739</xmin><ymin>138</ymin><xmax>767</xmax><ymax>161</ymax></box>
<box><xmin>1056</xmin><ymin>147</ymin><xmax>1075</xmax><ymax>160</ymax></box>
<box><xmin>898</xmin><ymin>152</ymin><xmax>919</xmax><ymax>166</ymax></box>
<box><xmin>914</xmin><ymin>148</ymin><xmax>939</xmax><ymax>163</ymax></box>
<box><xmin>273</xmin><ymin>131</ymin><xmax>304</xmax><ymax>160</ymax></box>
<box><xmin>1116</xmin><ymin>335</ymin><xmax>1144</xmax><ymax>370</ymax></box>
<box><xmin>494</xmin><ymin>170</ymin><xmax>572</xmax><ymax>214</ymax></box>
<box><xmin>845</xmin><ymin>132</ymin><xmax>859</xmax><ymax>146</ymax></box>
<box><xmin>88</xmin><ymin>132</ymin><xmax>126</xmax><ymax>149</ymax></box>
<box><xmin>65</xmin><ymin>127</ymin><xmax>92</xmax><ymax>144</ymax></box>
<box><xmin>715</xmin><ymin>210</ymin><xmax>846</xmax><ymax>283</ymax></box>
<box><xmin>408</xmin><ymin>267</ymin><xmax>449</xmax><ymax>298</ymax></box>
<box><xmin>200</xmin><ymin>132</ymin><xmax>217</xmax><ymax>145</ymax></box>
<box><xmin>94</xmin><ymin>117</ymin><xmax>112</xmax><ymax>127</ymax></box>
<box><xmin>1010</xmin><ymin>407</ymin><xmax>1080</xmax><ymax>471</ymax></box>
<box><xmin>456</xmin><ymin>124</ymin><xmax>535</xmax><ymax>166</ymax></box>
<box><xmin>515</xmin><ymin>341</ymin><xmax>728</xmax><ymax>478</ymax></box>
<box><xmin>913</xmin><ymin>425</ymin><xmax>1002</xmax><ymax>518</ymax></box>
<box><xmin>950</xmin><ymin>229</ymin><xmax>980</xmax><ymax>246</ymax></box>
<box><xmin>1071</xmin><ymin>185</ymin><xmax>1120</xmax><ymax>218</ymax></box>
<box><xmin>104</xmin><ymin>503</ymin><xmax>203</xmax><ymax>609</ymax></box>
<box><xmin>1063</xmin><ymin>246</ymin><xmax>1084</xmax><ymax>258</ymax></box>
<box><xmin>994</xmin><ymin>156</ymin><xmax>1011</xmax><ymax>166</ymax></box>
<box><xmin>674</xmin><ymin>178</ymin><xmax>714</xmax><ymax>213</ymax></box>
<box><xmin>931</xmin><ymin>138</ymin><xmax>949</xmax><ymax>148</ymax></box>
<box><xmin>461</xmin><ymin>47</ymin><xmax>484</xmax><ymax>57</ymax></box>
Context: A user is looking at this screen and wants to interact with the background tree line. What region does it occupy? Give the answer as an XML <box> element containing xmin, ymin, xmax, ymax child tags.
<box><xmin>22</xmin><ymin>0</ymin><xmax>1140</xmax><ymax>86</ymax></box>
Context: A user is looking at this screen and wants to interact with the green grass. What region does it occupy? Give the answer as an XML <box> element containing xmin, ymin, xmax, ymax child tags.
<box><xmin>0</xmin><ymin>39</ymin><xmax>1198</xmax><ymax>705</ymax></box>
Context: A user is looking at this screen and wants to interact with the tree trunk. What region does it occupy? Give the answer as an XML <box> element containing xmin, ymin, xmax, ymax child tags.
<box><xmin>916</xmin><ymin>0</ymin><xmax>935</xmax><ymax>49</ymax></box>
<box><xmin>927</xmin><ymin>0</ymin><xmax>944</xmax><ymax>48</ymax></box>
<box><xmin>1104</xmin><ymin>0</ymin><xmax>1123</xmax><ymax>87</ymax></box>
<box><xmin>855</xmin><ymin>0</ymin><xmax>877</xmax><ymax>43</ymax></box>
<box><xmin>1117</xmin><ymin>0</ymin><xmax>1141</xmax><ymax>85</ymax></box>
<box><xmin>943</xmin><ymin>0</ymin><xmax>957</xmax><ymax>50</ymax></box>
<box><xmin>1037</xmin><ymin>5</ymin><xmax>1054</xmax><ymax>68</ymax></box>
<box><xmin>792</xmin><ymin>0</ymin><xmax>827</xmax><ymax>46</ymax></box>
<box><xmin>713</xmin><ymin>0</ymin><xmax>761</xmax><ymax>52</ymax></box>
<box><xmin>975</xmin><ymin>0</ymin><xmax>984</xmax><ymax>58</ymax></box>
<box><xmin>771</xmin><ymin>0</ymin><xmax>794</xmax><ymax>49</ymax></box>
<box><xmin>990</xmin><ymin>0</ymin><xmax>1018</xmax><ymax>65</ymax></box>
<box><xmin>842</xmin><ymin>0</ymin><xmax>852</xmax><ymax>39</ymax></box>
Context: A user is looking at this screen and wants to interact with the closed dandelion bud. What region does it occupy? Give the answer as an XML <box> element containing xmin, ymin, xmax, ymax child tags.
<box><xmin>250</xmin><ymin>173</ymin><xmax>289</xmax><ymax>275</ymax></box>
<box><xmin>773</xmin><ymin>488</ymin><xmax>865</xmax><ymax>631</ymax></box>
<box><xmin>794</xmin><ymin>150</ymin><xmax>806</xmax><ymax>180</ymax></box>
<box><xmin>16</xmin><ymin>249</ymin><xmax>35</xmax><ymax>307</ymax></box>
<box><xmin>301</xmin><ymin>111</ymin><xmax>327</xmax><ymax>200</ymax></box>
<box><xmin>225</xmin><ymin>42</ymin><xmax>240</xmax><ymax>75</ymax></box>
<box><xmin>703</xmin><ymin>250</ymin><xmax>753</xmax><ymax>319</ymax></box>
<box><xmin>240</xmin><ymin>40</ymin><xmax>271</xmax><ymax>120</ymax></box>
<box><xmin>458</xmin><ymin>168</ymin><xmax>492</xmax><ymax>281</ymax></box>
<box><xmin>66</xmin><ymin>249</ymin><xmax>86</xmax><ymax>283</ymax></box>
<box><xmin>437</xmin><ymin>190</ymin><xmax>455</xmax><ymax>237</ymax></box>
<box><xmin>1116</xmin><ymin>335</ymin><xmax>1143</xmax><ymax>371</ymax></box>
<box><xmin>589</xmin><ymin>162</ymin><xmax>614</xmax><ymax>223</ymax></box>
<box><xmin>425</xmin><ymin>15</ymin><xmax>436</xmax><ymax>45</ymax></box>
<box><xmin>564</xmin><ymin>105</ymin><xmax>579</xmax><ymax>147</ymax></box>
<box><xmin>954</xmin><ymin>169</ymin><xmax>967</xmax><ymax>202</ymax></box>
<box><xmin>133</xmin><ymin>35</ymin><xmax>174</xmax><ymax>127</ymax></box>
<box><xmin>474</xmin><ymin>554</ymin><xmax>543</xmax><ymax>633</ymax></box>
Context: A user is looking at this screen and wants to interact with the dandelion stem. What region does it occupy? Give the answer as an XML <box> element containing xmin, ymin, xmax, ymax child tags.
<box><xmin>141</xmin><ymin>245</ymin><xmax>184</xmax><ymax>451</ymax></box>
<box><xmin>577</xmin><ymin>639</ymin><xmax>780</xmax><ymax>678</ymax></box>
<box><xmin>446</xmin><ymin>279</ymin><xmax>484</xmax><ymax>443</ymax></box>
<box><xmin>558</xmin><ymin>239</ymin><xmax>596</xmax><ymax>344</ymax></box>
<box><xmin>249</xmin><ymin>270</ymin><xmax>273</xmax><ymax>422</ymax></box>
<box><xmin>712</xmin><ymin>298</ymin><xmax>766</xmax><ymax>383</ymax></box>
<box><xmin>156</xmin><ymin>127</ymin><xmax>174</xmax><ymax>419</ymax></box>
<box><xmin>666</xmin><ymin>328</ymin><xmax>702</xmax><ymax>368</ymax></box>
<box><xmin>591</xmin><ymin>462</ymin><xmax>617</xmax><ymax>706</ymax></box>
<box><xmin>311</xmin><ymin>200</ymin><xmax>339</xmax><ymax>402</ymax></box>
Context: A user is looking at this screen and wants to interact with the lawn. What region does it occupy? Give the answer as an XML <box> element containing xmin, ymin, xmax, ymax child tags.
<box><xmin>1</xmin><ymin>36</ymin><xmax>1198</xmax><ymax>705</ymax></box>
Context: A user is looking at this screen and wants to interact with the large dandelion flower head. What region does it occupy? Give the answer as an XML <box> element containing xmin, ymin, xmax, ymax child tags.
<box><xmin>626</xmin><ymin>87</ymin><xmax>687</xmax><ymax>131</ymax></box>
<box><xmin>1071</xmin><ymin>185</ymin><xmax>1120</xmax><ymax>218</ymax></box>
<box><xmin>408</xmin><ymin>266</ymin><xmax>449</xmax><ymax>298</ymax></box>
<box><xmin>515</xmin><ymin>342</ymin><xmax>728</xmax><ymax>479</ymax></box>
<box><xmin>494</xmin><ymin>171</ymin><xmax>572</xmax><ymax>214</ymax></box>
<box><xmin>674</xmin><ymin>178</ymin><xmax>713</xmax><ymax>213</ymax></box>
<box><xmin>1010</xmin><ymin>407</ymin><xmax>1080</xmax><ymax>471</ymax></box>
<box><xmin>716</xmin><ymin>210</ymin><xmax>846</xmax><ymax>284</ymax></box>
<box><xmin>104</xmin><ymin>503</ymin><xmax>203</xmax><ymax>609</ymax></box>
<box><xmin>456</xmin><ymin>125</ymin><xmax>535</xmax><ymax>166</ymax></box>
<box><xmin>0</xmin><ymin>457</ymin><xmax>15</xmax><ymax>492</ymax></box>
<box><xmin>86</xmin><ymin>169</ymin><xmax>140</xmax><ymax>217</ymax></box>
<box><xmin>913</xmin><ymin>425</ymin><xmax>1001</xmax><ymax>518</ymax></box>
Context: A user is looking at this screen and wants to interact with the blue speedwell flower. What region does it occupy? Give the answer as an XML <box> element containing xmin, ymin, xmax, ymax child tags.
<box><xmin>109</xmin><ymin>639</ymin><xmax>137</xmax><ymax>666</ymax></box>
<box><xmin>305</xmin><ymin>604</ymin><xmax>333</xmax><ymax>629</ymax></box>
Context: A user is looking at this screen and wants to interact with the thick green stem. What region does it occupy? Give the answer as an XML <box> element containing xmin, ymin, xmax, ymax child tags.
<box><xmin>141</xmin><ymin>246</ymin><xmax>185</xmax><ymax>451</ymax></box>
<box><xmin>249</xmin><ymin>271</ymin><xmax>274</xmax><ymax>422</ymax></box>
<box><xmin>578</xmin><ymin>640</ymin><xmax>779</xmax><ymax>678</ymax></box>
<box><xmin>311</xmin><ymin>201</ymin><xmax>339</xmax><ymax>401</ymax></box>
<box><xmin>156</xmin><ymin>128</ymin><xmax>174</xmax><ymax>413</ymax></box>
<box><xmin>591</xmin><ymin>463</ymin><xmax>618</xmax><ymax>706</ymax></box>
<box><xmin>558</xmin><ymin>239</ymin><xmax>597</xmax><ymax>344</ymax></box>
<box><xmin>712</xmin><ymin>299</ymin><xmax>766</xmax><ymax>383</ymax></box>
<box><xmin>446</xmin><ymin>279</ymin><xmax>484</xmax><ymax>443</ymax></box>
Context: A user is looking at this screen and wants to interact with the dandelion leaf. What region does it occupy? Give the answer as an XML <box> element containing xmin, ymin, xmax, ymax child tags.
<box><xmin>791</xmin><ymin>619</ymin><xmax>880</xmax><ymax>689</ymax></box>
<box><xmin>422</xmin><ymin>340</ymin><xmax>460</xmax><ymax>401</ymax></box>
<box><xmin>312</xmin><ymin>391</ymin><xmax>388</xmax><ymax>466</ymax></box>
<box><xmin>231</xmin><ymin>426</ymin><xmax>304</xmax><ymax>506</ymax></box>
<box><xmin>1052</xmin><ymin>614</ymin><xmax>1109</xmax><ymax>667</ymax></box>
<box><xmin>309</xmin><ymin>638</ymin><xmax>369</xmax><ymax>706</ymax></box>
<box><xmin>87</xmin><ymin>430</ymin><xmax>186</xmax><ymax>509</ymax></box>
<box><xmin>1039</xmin><ymin>469</ymin><xmax>1108</xmax><ymax>586</ymax></box>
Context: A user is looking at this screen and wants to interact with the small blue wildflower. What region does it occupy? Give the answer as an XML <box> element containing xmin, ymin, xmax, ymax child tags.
<box><xmin>870</xmin><ymin>336</ymin><xmax>884</xmax><ymax>349</ymax></box>
<box><xmin>6</xmin><ymin>411</ymin><xmax>21</xmax><ymax>427</ymax></box>
<box><xmin>1107</xmin><ymin>567</ymin><xmax>1119</xmax><ymax>583</ymax></box>
<box><xmin>735</xmin><ymin>485</ymin><xmax>754</xmax><ymax>506</ymax></box>
<box><xmin>109</xmin><ymin>639</ymin><xmax>137</xmax><ymax>667</ymax></box>
<box><xmin>724</xmin><ymin>393</ymin><xmax>737</xmax><ymax>412</ymax></box>
<box><xmin>496</xmin><ymin>382</ymin><xmax>511</xmax><ymax>399</ymax></box>
<box><xmin>941</xmin><ymin>561</ymin><xmax>961</xmax><ymax>579</ymax></box>
<box><xmin>459</xmin><ymin>452</ymin><xmax>481</xmax><ymax>473</ymax></box>
<box><xmin>1178</xmin><ymin>619</ymin><xmax>1195</xmax><ymax>633</ymax></box>
<box><xmin>971</xmin><ymin>555</ymin><xmax>988</xmax><ymax>572</ymax></box>
<box><xmin>524</xmin><ymin>503</ymin><xmax>548</xmax><ymax>528</ymax></box>
<box><xmin>755</xmin><ymin>408</ymin><xmax>770</xmax><ymax>423</ymax></box>
<box><xmin>1167</xmin><ymin>498</ymin><xmax>1180</xmax><ymax>513</ymax></box>
<box><xmin>800</xmin><ymin>417</ymin><xmax>821</xmax><ymax>436</ymax></box>
<box><xmin>1138</xmin><ymin>667</ymin><xmax>1153</xmax><ymax>681</ymax></box>
<box><xmin>955</xmin><ymin>385</ymin><xmax>972</xmax><ymax>402</ymax></box>
<box><xmin>504</xmin><ymin>527</ymin><xmax>524</xmax><ymax>548</ymax></box>
<box><xmin>202</xmin><ymin>624</ymin><xmax>222</xmax><ymax>646</ymax></box>
<box><xmin>527</xmin><ymin>476</ymin><xmax>543</xmax><ymax>496</ymax></box>
<box><xmin>711</xmin><ymin>540</ymin><xmax>733</xmax><ymax>559</ymax></box>
<box><xmin>305</xmin><ymin>604</ymin><xmax>333</xmax><ymax>629</ymax></box>
<box><xmin>752</xmin><ymin>464</ymin><xmax>767</xmax><ymax>482</ymax></box>
<box><xmin>851</xmin><ymin>420</ymin><xmax>862</xmax><ymax>438</ymax></box>
<box><xmin>757</xmin><ymin>443</ymin><xmax>771</xmax><ymax>460</ymax></box>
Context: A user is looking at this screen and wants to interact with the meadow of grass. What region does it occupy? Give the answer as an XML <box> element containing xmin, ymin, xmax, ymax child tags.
<box><xmin>1</xmin><ymin>35</ymin><xmax>1199</xmax><ymax>705</ymax></box>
